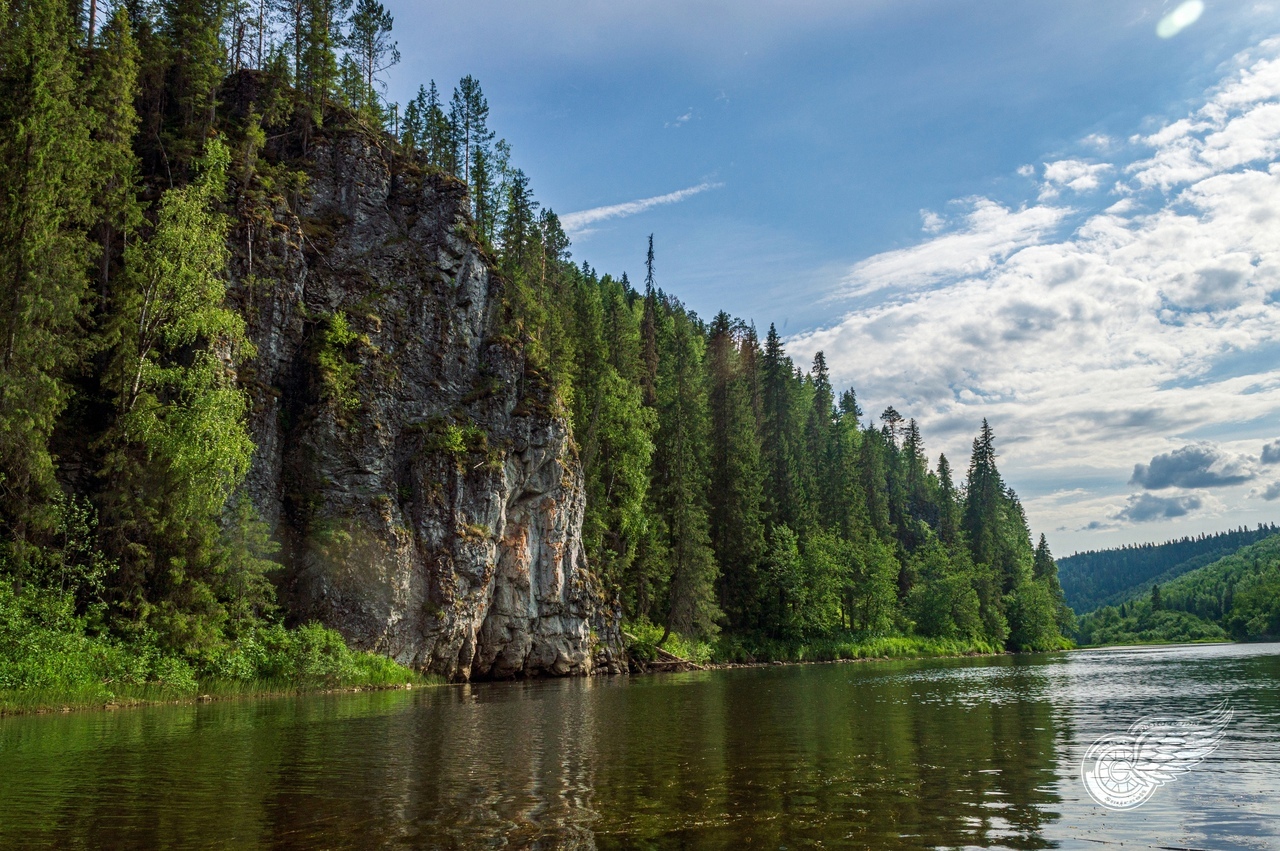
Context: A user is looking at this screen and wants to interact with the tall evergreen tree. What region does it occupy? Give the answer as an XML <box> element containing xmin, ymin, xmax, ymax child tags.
<box><xmin>706</xmin><ymin>312</ymin><xmax>766</xmax><ymax>629</ymax></box>
<box><xmin>87</xmin><ymin>8</ymin><xmax>144</xmax><ymax>299</ymax></box>
<box><xmin>761</xmin><ymin>324</ymin><xmax>802</xmax><ymax>531</ymax></box>
<box><xmin>650</xmin><ymin>302</ymin><xmax>719</xmax><ymax>640</ymax></box>
<box><xmin>449</xmin><ymin>76</ymin><xmax>495</xmax><ymax>218</ymax></box>
<box><xmin>0</xmin><ymin>0</ymin><xmax>96</xmax><ymax>566</ymax></box>
<box><xmin>347</xmin><ymin>0</ymin><xmax>397</xmax><ymax>113</ymax></box>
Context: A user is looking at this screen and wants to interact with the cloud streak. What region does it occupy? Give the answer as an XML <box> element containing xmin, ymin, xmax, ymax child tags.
<box><xmin>559</xmin><ymin>182</ymin><xmax>722</xmax><ymax>236</ymax></box>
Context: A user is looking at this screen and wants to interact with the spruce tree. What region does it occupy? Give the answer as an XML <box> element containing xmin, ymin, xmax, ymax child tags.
<box><xmin>651</xmin><ymin>303</ymin><xmax>719</xmax><ymax>640</ymax></box>
<box><xmin>87</xmin><ymin>8</ymin><xmax>144</xmax><ymax>299</ymax></box>
<box><xmin>761</xmin><ymin>324</ymin><xmax>802</xmax><ymax>531</ymax></box>
<box><xmin>706</xmin><ymin>312</ymin><xmax>766</xmax><ymax>629</ymax></box>
<box><xmin>0</xmin><ymin>0</ymin><xmax>96</xmax><ymax>567</ymax></box>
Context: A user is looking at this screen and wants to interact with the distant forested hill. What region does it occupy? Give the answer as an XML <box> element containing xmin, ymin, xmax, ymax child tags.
<box><xmin>1076</xmin><ymin>532</ymin><xmax>1280</xmax><ymax>645</ymax></box>
<box><xmin>1059</xmin><ymin>525</ymin><xmax>1279</xmax><ymax>614</ymax></box>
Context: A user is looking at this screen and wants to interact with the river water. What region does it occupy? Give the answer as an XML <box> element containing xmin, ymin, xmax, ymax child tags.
<box><xmin>1</xmin><ymin>642</ymin><xmax>1277</xmax><ymax>849</ymax></box>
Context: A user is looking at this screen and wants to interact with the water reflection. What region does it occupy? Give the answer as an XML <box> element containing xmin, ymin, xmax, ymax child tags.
<box><xmin>1</xmin><ymin>644</ymin><xmax>1278</xmax><ymax>849</ymax></box>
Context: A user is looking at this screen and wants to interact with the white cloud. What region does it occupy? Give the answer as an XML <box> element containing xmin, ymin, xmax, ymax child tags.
<box><xmin>835</xmin><ymin>199</ymin><xmax>1070</xmax><ymax>298</ymax></box>
<box><xmin>1040</xmin><ymin>158</ymin><xmax>1112</xmax><ymax>198</ymax></box>
<box><xmin>559</xmin><ymin>182</ymin><xmax>723</xmax><ymax>235</ymax></box>
<box><xmin>788</xmin><ymin>39</ymin><xmax>1280</xmax><ymax>547</ymax></box>
<box><xmin>665</xmin><ymin>107</ymin><xmax>695</xmax><ymax>128</ymax></box>
<box><xmin>920</xmin><ymin>210</ymin><xmax>945</xmax><ymax>233</ymax></box>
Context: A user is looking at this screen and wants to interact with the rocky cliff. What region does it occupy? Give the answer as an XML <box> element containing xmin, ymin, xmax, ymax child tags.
<box><xmin>223</xmin><ymin>90</ymin><xmax>622</xmax><ymax>680</ymax></box>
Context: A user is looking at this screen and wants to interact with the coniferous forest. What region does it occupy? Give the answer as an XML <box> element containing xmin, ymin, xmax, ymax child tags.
<box><xmin>0</xmin><ymin>0</ymin><xmax>1075</xmax><ymax>703</ymax></box>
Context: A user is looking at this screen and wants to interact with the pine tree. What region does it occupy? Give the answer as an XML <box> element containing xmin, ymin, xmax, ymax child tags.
<box><xmin>639</xmin><ymin>237</ymin><xmax>659</xmax><ymax>408</ymax></box>
<box><xmin>805</xmin><ymin>352</ymin><xmax>836</xmax><ymax>529</ymax></box>
<box><xmin>420</xmin><ymin>81</ymin><xmax>456</xmax><ymax>172</ymax></box>
<box><xmin>160</xmin><ymin>0</ymin><xmax>226</xmax><ymax>151</ymax></box>
<box><xmin>935</xmin><ymin>453</ymin><xmax>960</xmax><ymax>544</ymax></box>
<box><xmin>401</xmin><ymin>84</ymin><xmax>425</xmax><ymax>148</ymax></box>
<box><xmin>347</xmin><ymin>0</ymin><xmax>397</xmax><ymax>114</ymax></box>
<box><xmin>963</xmin><ymin>418</ymin><xmax>1002</xmax><ymax>569</ymax></box>
<box><xmin>449</xmin><ymin>76</ymin><xmax>495</xmax><ymax>217</ymax></box>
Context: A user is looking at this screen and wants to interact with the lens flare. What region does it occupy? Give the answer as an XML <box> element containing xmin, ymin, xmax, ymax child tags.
<box><xmin>1156</xmin><ymin>0</ymin><xmax>1205</xmax><ymax>38</ymax></box>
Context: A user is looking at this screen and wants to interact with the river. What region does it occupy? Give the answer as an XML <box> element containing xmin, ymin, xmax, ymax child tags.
<box><xmin>1</xmin><ymin>642</ymin><xmax>1277</xmax><ymax>849</ymax></box>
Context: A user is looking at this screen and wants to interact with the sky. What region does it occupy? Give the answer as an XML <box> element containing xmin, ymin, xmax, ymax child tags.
<box><xmin>382</xmin><ymin>0</ymin><xmax>1280</xmax><ymax>556</ymax></box>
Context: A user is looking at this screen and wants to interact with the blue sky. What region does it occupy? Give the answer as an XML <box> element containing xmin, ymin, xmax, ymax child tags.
<box><xmin>383</xmin><ymin>1</ymin><xmax>1280</xmax><ymax>555</ymax></box>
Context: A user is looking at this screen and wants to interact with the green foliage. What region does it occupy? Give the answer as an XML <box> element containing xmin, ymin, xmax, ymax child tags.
<box><xmin>1058</xmin><ymin>524</ymin><xmax>1278</xmax><ymax>614</ymax></box>
<box><xmin>0</xmin><ymin>1</ymin><xmax>1082</xmax><ymax>698</ymax></box>
<box><xmin>1077</xmin><ymin>533</ymin><xmax>1280</xmax><ymax>645</ymax></box>
<box><xmin>99</xmin><ymin>138</ymin><xmax>262</xmax><ymax>653</ymax></box>
<box><xmin>624</xmin><ymin>617</ymin><xmax>713</xmax><ymax>666</ymax></box>
<box><xmin>0</xmin><ymin>581</ymin><xmax>422</xmax><ymax>713</ymax></box>
<box><xmin>712</xmin><ymin>632</ymin><xmax>997</xmax><ymax>665</ymax></box>
<box><xmin>0</xmin><ymin>0</ymin><xmax>96</xmax><ymax>563</ymax></box>
<box><xmin>317</xmin><ymin>311</ymin><xmax>365</xmax><ymax>415</ymax></box>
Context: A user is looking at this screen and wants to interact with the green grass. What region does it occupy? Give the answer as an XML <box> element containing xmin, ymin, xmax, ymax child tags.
<box><xmin>0</xmin><ymin>584</ymin><xmax>440</xmax><ymax>716</ymax></box>
<box><xmin>711</xmin><ymin>633</ymin><xmax>1001</xmax><ymax>664</ymax></box>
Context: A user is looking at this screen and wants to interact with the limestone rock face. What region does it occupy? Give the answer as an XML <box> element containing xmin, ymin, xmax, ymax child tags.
<box><xmin>228</xmin><ymin>116</ymin><xmax>622</xmax><ymax>680</ymax></box>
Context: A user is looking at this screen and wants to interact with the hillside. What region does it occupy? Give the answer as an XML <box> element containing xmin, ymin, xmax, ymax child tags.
<box><xmin>1058</xmin><ymin>525</ymin><xmax>1277</xmax><ymax>614</ymax></box>
<box><xmin>1075</xmin><ymin>532</ymin><xmax>1280</xmax><ymax>645</ymax></box>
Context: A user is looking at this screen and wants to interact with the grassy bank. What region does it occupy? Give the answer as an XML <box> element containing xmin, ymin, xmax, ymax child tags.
<box><xmin>712</xmin><ymin>633</ymin><xmax>1002</xmax><ymax>664</ymax></box>
<box><xmin>625</xmin><ymin>619</ymin><xmax>1005</xmax><ymax>667</ymax></box>
<box><xmin>0</xmin><ymin>583</ymin><xmax>435</xmax><ymax>716</ymax></box>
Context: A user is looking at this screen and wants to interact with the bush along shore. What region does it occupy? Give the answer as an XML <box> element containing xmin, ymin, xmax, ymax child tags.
<box><xmin>0</xmin><ymin>584</ymin><xmax>432</xmax><ymax>716</ymax></box>
<box><xmin>623</xmin><ymin>617</ymin><xmax>1032</xmax><ymax>672</ymax></box>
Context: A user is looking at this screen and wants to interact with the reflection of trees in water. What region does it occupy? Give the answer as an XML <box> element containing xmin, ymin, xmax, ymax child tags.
<box><xmin>396</xmin><ymin>677</ymin><xmax>606</xmax><ymax>850</ymax></box>
<box><xmin>585</xmin><ymin>658</ymin><xmax>1064</xmax><ymax>850</ymax></box>
<box><xmin>0</xmin><ymin>661</ymin><xmax>1063</xmax><ymax>849</ymax></box>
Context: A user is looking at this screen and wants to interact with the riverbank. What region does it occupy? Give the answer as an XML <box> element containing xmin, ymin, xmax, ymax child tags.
<box><xmin>0</xmin><ymin>674</ymin><xmax>441</xmax><ymax>717</ymax></box>
<box><xmin>623</xmin><ymin>619</ymin><xmax>1007</xmax><ymax>672</ymax></box>
<box><xmin>0</xmin><ymin>584</ymin><xmax>434</xmax><ymax>717</ymax></box>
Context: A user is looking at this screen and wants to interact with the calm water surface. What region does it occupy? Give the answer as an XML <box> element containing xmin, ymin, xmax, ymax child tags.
<box><xmin>2</xmin><ymin>642</ymin><xmax>1278</xmax><ymax>849</ymax></box>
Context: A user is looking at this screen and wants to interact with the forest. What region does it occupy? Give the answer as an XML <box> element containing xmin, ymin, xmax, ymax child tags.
<box><xmin>1076</xmin><ymin>533</ymin><xmax>1280</xmax><ymax>645</ymax></box>
<box><xmin>1058</xmin><ymin>524</ymin><xmax>1280</xmax><ymax>614</ymax></box>
<box><xmin>0</xmin><ymin>0</ymin><xmax>1072</xmax><ymax>702</ymax></box>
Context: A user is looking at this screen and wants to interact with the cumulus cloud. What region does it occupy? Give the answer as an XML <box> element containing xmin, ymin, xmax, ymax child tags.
<box><xmin>1251</xmin><ymin>481</ymin><xmax>1280</xmax><ymax>500</ymax></box>
<box><xmin>920</xmin><ymin>210</ymin><xmax>945</xmax><ymax>233</ymax></box>
<box><xmin>1040</xmin><ymin>159</ymin><xmax>1112</xmax><ymax>198</ymax></box>
<box><xmin>1261</xmin><ymin>440</ymin><xmax>1280</xmax><ymax>463</ymax></box>
<box><xmin>1130</xmin><ymin>444</ymin><xmax>1256</xmax><ymax>489</ymax></box>
<box><xmin>559</xmin><ymin>182</ymin><xmax>722</xmax><ymax>235</ymax></box>
<box><xmin>1113</xmin><ymin>493</ymin><xmax>1205</xmax><ymax>522</ymax></box>
<box><xmin>787</xmin><ymin>39</ymin><xmax>1280</xmax><ymax>541</ymax></box>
